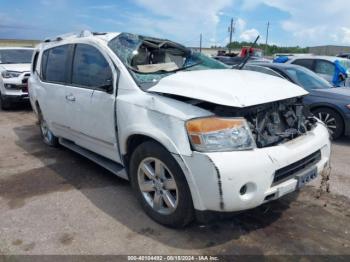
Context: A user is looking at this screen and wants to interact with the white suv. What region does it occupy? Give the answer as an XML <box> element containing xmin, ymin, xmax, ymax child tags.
<box><xmin>29</xmin><ymin>31</ymin><xmax>331</xmax><ymax>227</ymax></box>
<box><xmin>0</xmin><ymin>47</ymin><xmax>34</xmax><ymax>109</ymax></box>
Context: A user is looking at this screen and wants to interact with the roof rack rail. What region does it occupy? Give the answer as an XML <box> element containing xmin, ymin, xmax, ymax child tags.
<box><xmin>43</xmin><ymin>30</ymin><xmax>94</xmax><ymax>43</ymax></box>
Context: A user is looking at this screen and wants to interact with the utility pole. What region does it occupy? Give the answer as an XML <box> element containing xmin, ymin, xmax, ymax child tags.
<box><xmin>199</xmin><ymin>33</ymin><xmax>202</xmax><ymax>53</ymax></box>
<box><xmin>265</xmin><ymin>21</ymin><xmax>270</xmax><ymax>55</ymax></box>
<box><xmin>228</xmin><ymin>18</ymin><xmax>235</xmax><ymax>53</ymax></box>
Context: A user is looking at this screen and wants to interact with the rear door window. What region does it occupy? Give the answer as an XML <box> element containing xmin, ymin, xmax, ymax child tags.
<box><xmin>43</xmin><ymin>45</ymin><xmax>71</xmax><ymax>83</ymax></box>
<box><xmin>315</xmin><ymin>60</ymin><xmax>335</xmax><ymax>76</ymax></box>
<box><xmin>291</xmin><ymin>59</ymin><xmax>314</xmax><ymax>70</ymax></box>
<box><xmin>71</xmin><ymin>44</ymin><xmax>112</xmax><ymax>88</ymax></box>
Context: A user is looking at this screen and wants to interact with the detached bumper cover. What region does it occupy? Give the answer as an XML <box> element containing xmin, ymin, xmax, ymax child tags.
<box><xmin>177</xmin><ymin>123</ymin><xmax>331</xmax><ymax>212</ymax></box>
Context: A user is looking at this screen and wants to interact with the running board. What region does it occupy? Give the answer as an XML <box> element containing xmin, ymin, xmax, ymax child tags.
<box><xmin>59</xmin><ymin>138</ymin><xmax>128</xmax><ymax>180</ymax></box>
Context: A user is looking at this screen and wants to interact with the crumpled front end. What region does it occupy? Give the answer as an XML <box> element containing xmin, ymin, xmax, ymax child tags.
<box><xmin>175</xmin><ymin>121</ymin><xmax>330</xmax><ymax>212</ymax></box>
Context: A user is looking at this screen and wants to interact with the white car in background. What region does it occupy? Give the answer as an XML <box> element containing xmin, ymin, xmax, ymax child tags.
<box><xmin>286</xmin><ymin>55</ymin><xmax>350</xmax><ymax>86</ymax></box>
<box><xmin>0</xmin><ymin>47</ymin><xmax>34</xmax><ymax>110</ymax></box>
<box><xmin>29</xmin><ymin>31</ymin><xmax>331</xmax><ymax>227</ymax></box>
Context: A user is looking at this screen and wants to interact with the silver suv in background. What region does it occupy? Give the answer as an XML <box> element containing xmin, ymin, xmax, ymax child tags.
<box><xmin>29</xmin><ymin>31</ymin><xmax>331</xmax><ymax>227</ymax></box>
<box><xmin>0</xmin><ymin>47</ymin><xmax>33</xmax><ymax>110</ymax></box>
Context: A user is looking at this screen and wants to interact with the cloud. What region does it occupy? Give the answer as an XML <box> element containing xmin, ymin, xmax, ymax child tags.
<box><xmin>132</xmin><ymin>0</ymin><xmax>234</xmax><ymax>45</ymax></box>
<box><xmin>241</xmin><ymin>0</ymin><xmax>350</xmax><ymax>45</ymax></box>
<box><xmin>240</xmin><ymin>28</ymin><xmax>259</xmax><ymax>41</ymax></box>
<box><xmin>340</xmin><ymin>27</ymin><xmax>350</xmax><ymax>44</ymax></box>
<box><xmin>236</xmin><ymin>18</ymin><xmax>246</xmax><ymax>31</ymax></box>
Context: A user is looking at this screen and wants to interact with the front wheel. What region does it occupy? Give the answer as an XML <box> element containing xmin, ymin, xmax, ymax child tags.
<box><xmin>38</xmin><ymin>110</ymin><xmax>58</xmax><ymax>147</ymax></box>
<box><xmin>129</xmin><ymin>141</ymin><xmax>194</xmax><ymax>228</ymax></box>
<box><xmin>313</xmin><ymin>108</ymin><xmax>344</xmax><ymax>139</ymax></box>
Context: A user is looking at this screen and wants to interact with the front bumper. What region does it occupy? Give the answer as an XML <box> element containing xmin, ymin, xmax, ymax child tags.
<box><xmin>1</xmin><ymin>73</ymin><xmax>29</xmax><ymax>103</ymax></box>
<box><xmin>1</xmin><ymin>94</ymin><xmax>29</xmax><ymax>103</ymax></box>
<box><xmin>176</xmin><ymin>123</ymin><xmax>331</xmax><ymax>212</ymax></box>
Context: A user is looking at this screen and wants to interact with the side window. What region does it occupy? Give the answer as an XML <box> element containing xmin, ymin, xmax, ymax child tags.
<box><xmin>44</xmin><ymin>45</ymin><xmax>70</xmax><ymax>83</ymax></box>
<box><xmin>32</xmin><ymin>51</ymin><xmax>39</xmax><ymax>74</ymax></box>
<box><xmin>292</xmin><ymin>59</ymin><xmax>314</xmax><ymax>70</ymax></box>
<box><xmin>72</xmin><ymin>44</ymin><xmax>112</xmax><ymax>88</ymax></box>
<box><xmin>315</xmin><ymin>60</ymin><xmax>335</xmax><ymax>76</ymax></box>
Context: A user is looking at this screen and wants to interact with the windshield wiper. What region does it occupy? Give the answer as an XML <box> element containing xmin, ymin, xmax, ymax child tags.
<box><xmin>170</xmin><ymin>62</ymin><xmax>202</xmax><ymax>72</ymax></box>
<box><xmin>127</xmin><ymin>62</ymin><xmax>202</xmax><ymax>75</ymax></box>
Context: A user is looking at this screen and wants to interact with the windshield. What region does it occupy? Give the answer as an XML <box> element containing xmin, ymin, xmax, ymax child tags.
<box><xmin>285</xmin><ymin>67</ymin><xmax>333</xmax><ymax>90</ymax></box>
<box><xmin>0</xmin><ymin>49</ymin><xmax>33</xmax><ymax>64</ymax></box>
<box><xmin>108</xmin><ymin>33</ymin><xmax>228</xmax><ymax>88</ymax></box>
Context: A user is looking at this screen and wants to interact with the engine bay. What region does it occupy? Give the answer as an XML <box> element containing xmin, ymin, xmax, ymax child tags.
<box><xmin>171</xmin><ymin>96</ymin><xmax>318</xmax><ymax>148</ymax></box>
<box><xmin>204</xmin><ymin>98</ymin><xmax>317</xmax><ymax>148</ymax></box>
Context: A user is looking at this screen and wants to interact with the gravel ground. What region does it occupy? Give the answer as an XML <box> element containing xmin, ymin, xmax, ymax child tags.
<box><xmin>0</xmin><ymin>105</ymin><xmax>349</xmax><ymax>256</ymax></box>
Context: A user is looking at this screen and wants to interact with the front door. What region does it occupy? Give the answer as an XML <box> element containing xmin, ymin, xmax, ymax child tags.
<box><xmin>65</xmin><ymin>43</ymin><xmax>121</xmax><ymax>163</ymax></box>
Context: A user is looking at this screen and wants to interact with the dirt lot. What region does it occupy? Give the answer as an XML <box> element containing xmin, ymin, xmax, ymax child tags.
<box><xmin>0</xmin><ymin>105</ymin><xmax>350</xmax><ymax>256</ymax></box>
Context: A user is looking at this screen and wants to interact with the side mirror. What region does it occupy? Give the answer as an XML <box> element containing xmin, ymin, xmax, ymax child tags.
<box><xmin>339</xmin><ymin>73</ymin><xmax>346</xmax><ymax>82</ymax></box>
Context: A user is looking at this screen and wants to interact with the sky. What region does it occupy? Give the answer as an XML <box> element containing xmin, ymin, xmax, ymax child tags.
<box><xmin>1</xmin><ymin>0</ymin><xmax>350</xmax><ymax>48</ymax></box>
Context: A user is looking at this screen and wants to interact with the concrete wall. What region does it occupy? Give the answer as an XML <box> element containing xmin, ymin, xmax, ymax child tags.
<box><xmin>309</xmin><ymin>45</ymin><xmax>350</xmax><ymax>56</ymax></box>
<box><xmin>0</xmin><ymin>39</ymin><xmax>40</xmax><ymax>48</ymax></box>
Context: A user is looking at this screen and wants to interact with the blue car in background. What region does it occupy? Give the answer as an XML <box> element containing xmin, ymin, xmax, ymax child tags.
<box><xmin>244</xmin><ymin>63</ymin><xmax>350</xmax><ymax>139</ymax></box>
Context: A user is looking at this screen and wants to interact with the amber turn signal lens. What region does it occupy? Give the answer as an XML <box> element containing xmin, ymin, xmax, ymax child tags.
<box><xmin>186</xmin><ymin>117</ymin><xmax>245</xmax><ymax>133</ymax></box>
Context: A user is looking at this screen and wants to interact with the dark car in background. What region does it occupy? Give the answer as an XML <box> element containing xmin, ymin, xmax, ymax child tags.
<box><xmin>244</xmin><ymin>63</ymin><xmax>350</xmax><ymax>139</ymax></box>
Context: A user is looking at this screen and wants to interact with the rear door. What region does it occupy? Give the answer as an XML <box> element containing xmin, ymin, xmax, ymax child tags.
<box><xmin>39</xmin><ymin>44</ymin><xmax>72</xmax><ymax>137</ymax></box>
<box><xmin>64</xmin><ymin>43</ymin><xmax>121</xmax><ymax>162</ymax></box>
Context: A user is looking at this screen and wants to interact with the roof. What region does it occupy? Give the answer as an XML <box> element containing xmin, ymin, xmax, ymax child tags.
<box><xmin>43</xmin><ymin>31</ymin><xmax>120</xmax><ymax>43</ymax></box>
<box><xmin>0</xmin><ymin>47</ymin><xmax>34</xmax><ymax>50</ymax></box>
<box><xmin>288</xmin><ymin>55</ymin><xmax>348</xmax><ymax>62</ymax></box>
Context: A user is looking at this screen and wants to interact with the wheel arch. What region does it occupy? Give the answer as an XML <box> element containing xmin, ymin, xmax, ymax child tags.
<box><xmin>310</xmin><ymin>103</ymin><xmax>345</xmax><ymax>136</ymax></box>
<box><xmin>123</xmin><ymin>133</ymin><xmax>179</xmax><ymax>168</ymax></box>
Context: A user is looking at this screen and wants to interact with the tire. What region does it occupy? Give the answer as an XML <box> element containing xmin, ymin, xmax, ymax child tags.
<box><xmin>312</xmin><ymin>107</ymin><xmax>344</xmax><ymax>139</ymax></box>
<box><xmin>129</xmin><ymin>141</ymin><xmax>194</xmax><ymax>228</ymax></box>
<box><xmin>38</xmin><ymin>108</ymin><xmax>59</xmax><ymax>147</ymax></box>
<box><xmin>0</xmin><ymin>94</ymin><xmax>10</xmax><ymax>110</ymax></box>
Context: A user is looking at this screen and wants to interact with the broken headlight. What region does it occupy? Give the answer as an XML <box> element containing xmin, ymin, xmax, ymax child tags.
<box><xmin>186</xmin><ymin>117</ymin><xmax>256</xmax><ymax>152</ymax></box>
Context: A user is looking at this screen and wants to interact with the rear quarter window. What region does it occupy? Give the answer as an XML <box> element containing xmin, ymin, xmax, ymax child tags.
<box><xmin>32</xmin><ymin>51</ymin><xmax>39</xmax><ymax>74</ymax></box>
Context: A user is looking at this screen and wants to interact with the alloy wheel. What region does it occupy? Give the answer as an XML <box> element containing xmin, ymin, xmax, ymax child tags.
<box><xmin>137</xmin><ymin>157</ymin><xmax>178</xmax><ymax>215</ymax></box>
<box><xmin>317</xmin><ymin>112</ymin><xmax>337</xmax><ymax>136</ymax></box>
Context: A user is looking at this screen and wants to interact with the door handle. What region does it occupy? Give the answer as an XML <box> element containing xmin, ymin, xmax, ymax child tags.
<box><xmin>65</xmin><ymin>94</ymin><xmax>76</xmax><ymax>102</ymax></box>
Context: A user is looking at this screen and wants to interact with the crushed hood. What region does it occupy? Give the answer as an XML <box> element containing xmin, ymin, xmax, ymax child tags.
<box><xmin>148</xmin><ymin>69</ymin><xmax>308</xmax><ymax>107</ymax></box>
<box><xmin>0</xmin><ymin>63</ymin><xmax>31</xmax><ymax>72</ymax></box>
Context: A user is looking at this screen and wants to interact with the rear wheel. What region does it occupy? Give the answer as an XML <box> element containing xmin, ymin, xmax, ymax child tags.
<box><xmin>38</xmin><ymin>108</ymin><xmax>58</xmax><ymax>146</ymax></box>
<box><xmin>129</xmin><ymin>141</ymin><xmax>194</xmax><ymax>228</ymax></box>
<box><xmin>313</xmin><ymin>107</ymin><xmax>344</xmax><ymax>139</ymax></box>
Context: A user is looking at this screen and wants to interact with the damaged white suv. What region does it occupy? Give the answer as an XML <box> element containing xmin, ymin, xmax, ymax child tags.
<box><xmin>29</xmin><ymin>31</ymin><xmax>331</xmax><ymax>227</ymax></box>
